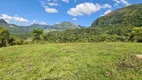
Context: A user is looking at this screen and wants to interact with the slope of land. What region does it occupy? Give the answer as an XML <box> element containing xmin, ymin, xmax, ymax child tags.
<box><xmin>0</xmin><ymin>43</ymin><xmax>142</xmax><ymax>80</ymax></box>
<box><xmin>0</xmin><ymin>19</ymin><xmax>8</xmax><ymax>27</ymax></box>
<box><xmin>0</xmin><ymin>19</ymin><xmax>83</xmax><ymax>37</ymax></box>
<box><xmin>0</xmin><ymin>20</ymin><xmax>83</xmax><ymax>37</ymax></box>
<box><xmin>53</xmin><ymin>22</ymin><xmax>81</xmax><ymax>30</ymax></box>
<box><xmin>92</xmin><ymin>4</ymin><xmax>142</xmax><ymax>27</ymax></box>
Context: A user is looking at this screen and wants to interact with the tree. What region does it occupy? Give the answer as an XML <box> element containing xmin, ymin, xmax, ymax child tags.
<box><xmin>130</xmin><ymin>27</ymin><xmax>142</xmax><ymax>42</ymax></box>
<box><xmin>0</xmin><ymin>26</ymin><xmax>9</xmax><ymax>47</ymax></box>
<box><xmin>32</xmin><ymin>28</ymin><xmax>43</xmax><ymax>42</ymax></box>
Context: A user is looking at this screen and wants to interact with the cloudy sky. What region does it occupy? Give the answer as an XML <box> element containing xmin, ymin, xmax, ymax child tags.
<box><xmin>0</xmin><ymin>0</ymin><xmax>141</xmax><ymax>26</ymax></box>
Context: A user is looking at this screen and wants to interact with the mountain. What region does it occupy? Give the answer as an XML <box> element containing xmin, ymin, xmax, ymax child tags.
<box><xmin>6</xmin><ymin>21</ymin><xmax>82</xmax><ymax>36</ymax></box>
<box><xmin>0</xmin><ymin>19</ymin><xmax>84</xmax><ymax>37</ymax></box>
<box><xmin>52</xmin><ymin>22</ymin><xmax>81</xmax><ymax>30</ymax></box>
<box><xmin>26</xmin><ymin>24</ymin><xmax>52</xmax><ymax>30</ymax></box>
<box><xmin>8</xmin><ymin>24</ymin><xmax>27</xmax><ymax>32</ymax></box>
<box><xmin>0</xmin><ymin>19</ymin><xmax>8</xmax><ymax>27</ymax></box>
<box><xmin>92</xmin><ymin>4</ymin><xmax>142</xmax><ymax>27</ymax></box>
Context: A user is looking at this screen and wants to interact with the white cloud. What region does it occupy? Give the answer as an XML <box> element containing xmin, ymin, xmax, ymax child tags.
<box><xmin>114</xmin><ymin>0</ymin><xmax>130</xmax><ymax>6</ymax></box>
<box><xmin>31</xmin><ymin>20</ymin><xmax>48</xmax><ymax>25</ymax></box>
<box><xmin>0</xmin><ymin>14</ymin><xmax>29</xmax><ymax>23</ymax></box>
<box><xmin>0</xmin><ymin>14</ymin><xmax>12</xmax><ymax>22</ymax></box>
<box><xmin>33</xmin><ymin>20</ymin><xmax>37</xmax><ymax>23</ymax></box>
<box><xmin>0</xmin><ymin>14</ymin><xmax>48</xmax><ymax>26</ymax></box>
<box><xmin>48</xmin><ymin>2</ymin><xmax>58</xmax><ymax>6</ymax></box>
<box><xmin>102</xmin><ymin>4</ymin><xmax>112</xmax><ymax>9</ymax></box>
<box><xmin>72</xmin><ymin>18</ymin><xmax>77</xmax><ymax>20</ymax></box>
<box><xmin>39</xmin><ymin>21</ymin><xmax>48</xmax><ymax>25</ymax></box>
<box><xmin>104</xmin><ymin>10</ymin><xmax>112</xmax><ymax>15</ymax></box>
<box><xmin>41</xmin><ymin>1</ymin><xmax>58</xmax><ymax>13</ymax></box>
<box><xmin>62</xmin><ymin>0</ymin><xmax>69</xmax><ymax>3</ymax></box>
<box><xmin>13</xmin><ymin>16</ymin><xmax>29</xmax><ymax>22</ymax></box>
<box><xmin>67</xmin><ymin>3</ymin><xmax>112</xmax><ymax>16</ymax></box>
<box><xmin>31</xmin><ymin>20</ymin><xmax>37</xmax><ymax>24</ymax></box>
<box><xmin>101</xmin><ymin>10</ymin><xmax>112</xmax><ymax>16</ymax></box>
<box><xmin>44</xmin><ymin>6</ymin><xmax>58</xmax><ymax>13</ymax></box>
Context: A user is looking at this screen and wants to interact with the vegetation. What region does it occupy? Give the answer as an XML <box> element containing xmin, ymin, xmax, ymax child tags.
<box><xmin>32</xmin><ymin>28</ymin><xmax>44</xmax><ymax>42</ymax></box>
<box><xmin>92</xmin><ymin>4</ymin><xmax>142</xmax><ymax>27</ymax></box>
<box><xmin>0</xmin><ymin>26</ymin><xmax>9</xmax><ymax>47</ymax></box>
<box><xmin>43</xmin><ymin>25</ymin><xmax>137</xmax><ymax>43</ymax></box>
<box><xmin>0</xmin><ymin>25</ymin><xmax>24</xmax><ymax>47</ymax></box>
<box><xmin>130</xmin><ymin>27</ymin><xmax>142</xmax><ymax>42</ymax></box>
<box><xmin>0</xmin><ymin>43</ymin><xmax>142</xmax><ymax>80</ymax></box>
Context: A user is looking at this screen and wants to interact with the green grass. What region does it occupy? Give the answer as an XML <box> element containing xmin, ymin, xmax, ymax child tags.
<box><xmin>0</xmin><ymin>42</ymin><xmax>142</xmax><ymax>80</ymax></box>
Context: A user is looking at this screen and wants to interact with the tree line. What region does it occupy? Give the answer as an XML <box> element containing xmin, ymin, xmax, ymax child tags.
<box><xmin>43</xmin><ymin>25</ymin><xmax>142</xmax><ymax>43</ymax></box>
<box><xmin>0</xmin><ymin>25</ymin><xmax>142</xmax><ymax>47</ymax></box>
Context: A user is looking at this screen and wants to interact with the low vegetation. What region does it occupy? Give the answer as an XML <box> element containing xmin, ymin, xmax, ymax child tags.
<box><xmin>0</xmin><ymin>43</ymin><xmax>142</xmax><ymax>80</ymax></box>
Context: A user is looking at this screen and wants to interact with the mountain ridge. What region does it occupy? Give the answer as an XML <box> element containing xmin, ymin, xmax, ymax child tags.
<box><xmin>0</xmin><ymin>19</ymin><xmax>9</xmax><ymax>27</ymax></box>
<box><xmin>0</xmin><ymin>19</ymin><xmax>84</xmax><ymax>36</ymax></box>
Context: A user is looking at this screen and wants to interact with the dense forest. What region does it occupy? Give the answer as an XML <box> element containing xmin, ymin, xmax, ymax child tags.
<box><xmin>44</xmin><ymin>26</ymin><xmax>142</xmax><ymax>43</ymax></box>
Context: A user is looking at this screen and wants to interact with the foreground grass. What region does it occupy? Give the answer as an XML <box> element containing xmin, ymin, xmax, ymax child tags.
<box><xmin>0</xmin><ymin>42</ymin><xmax>142</xmax><ymax>80</ymax></box>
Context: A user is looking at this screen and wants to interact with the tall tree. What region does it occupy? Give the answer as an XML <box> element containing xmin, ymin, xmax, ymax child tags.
<box><xmin>32</xmin><ymin>28</ymin><xmax>43</xmax><ymax>42</ymax></box>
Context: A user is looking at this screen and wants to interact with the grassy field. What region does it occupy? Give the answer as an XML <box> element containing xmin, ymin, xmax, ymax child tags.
<box><xmin>0</xmin><ymin>42</ymin><xmax>142</xmax><ymax>80</ymax></box>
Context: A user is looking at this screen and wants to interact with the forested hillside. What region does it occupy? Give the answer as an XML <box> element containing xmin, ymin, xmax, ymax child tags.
<box><xmin>92</xmin><ymin>4</ymin><xmax>142</xmax><ymax>27</ymax></box>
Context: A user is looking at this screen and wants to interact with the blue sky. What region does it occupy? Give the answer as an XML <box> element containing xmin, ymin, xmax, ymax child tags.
<box><xmin>0</xmin><ymin>0</ymin><xmax>141</xmax><ymax>26</ymax></box>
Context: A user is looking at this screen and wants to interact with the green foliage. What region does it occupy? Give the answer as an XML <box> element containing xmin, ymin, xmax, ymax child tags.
<box><xmin>92</xmin><ymin>4</ymin><xmax>142</xmax><ymax>27</ymax></box>
<box><xmin>130</xmin><ymin>27</ymin><xmax>142</xmax><ymax>42</ymax></box>
<box><xmin>8</xmin><ymin>35</ymin><xmax>24</xmax><ymax>45</ymax></box>
<box><xmin>44</xmin><ymin>25</ymin><xmax>133</xmax><ymax>42</ymax></box>
<box><xmin>0</xmin><ymin>26</ymin><xmax>9</xmax><ymax>47</ymax></box>
<box><xmin>0</xmin><ymin>26</ymin><xmax>24</xmax><ymax>47</ymax></box>
<box><xmin>32</xmin><ymin>28</ymin><xmax>44</xmax><ymax>42</ymax></box>
<box><xmin>0</xmin><ymin>26</ymin><xmax>9</xmax><ymax>40</ymax></box>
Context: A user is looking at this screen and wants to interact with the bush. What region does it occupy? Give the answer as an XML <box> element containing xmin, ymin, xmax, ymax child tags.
<box><xmin>129</xmin><ymin>27</ymin><xmax>142</xmax><ymax>42</ymax></box>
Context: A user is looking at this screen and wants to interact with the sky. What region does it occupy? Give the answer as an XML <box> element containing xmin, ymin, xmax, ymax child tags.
<box><xmin>0</xmin><ymin>0</ymin><xmax>141</xmax><ymax>26</ymax></box>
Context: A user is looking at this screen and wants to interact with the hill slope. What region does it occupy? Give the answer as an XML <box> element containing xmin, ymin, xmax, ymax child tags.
<box><xmin>2</xmin><ymin>20</ymin><xmax>82</xmax><ymax>34</ymax></box>
<box><xmin>53</xmin><ymin>22</ymin><xmax>81</xmax><ymax>30</ymax></box>
<box><xmin>0</xmin><ymin>19</ymin><xmax>8</xmax><ymax>27</ymax></box>
<box><xmin>0</xmin><ymin>19</ymin><xmax>82</xmax><ymax>37</ymax></box>
<box><xmin>92</xmin><ymin>4</ymin><xmax>142</xmax><ymax>27</ymax></box>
